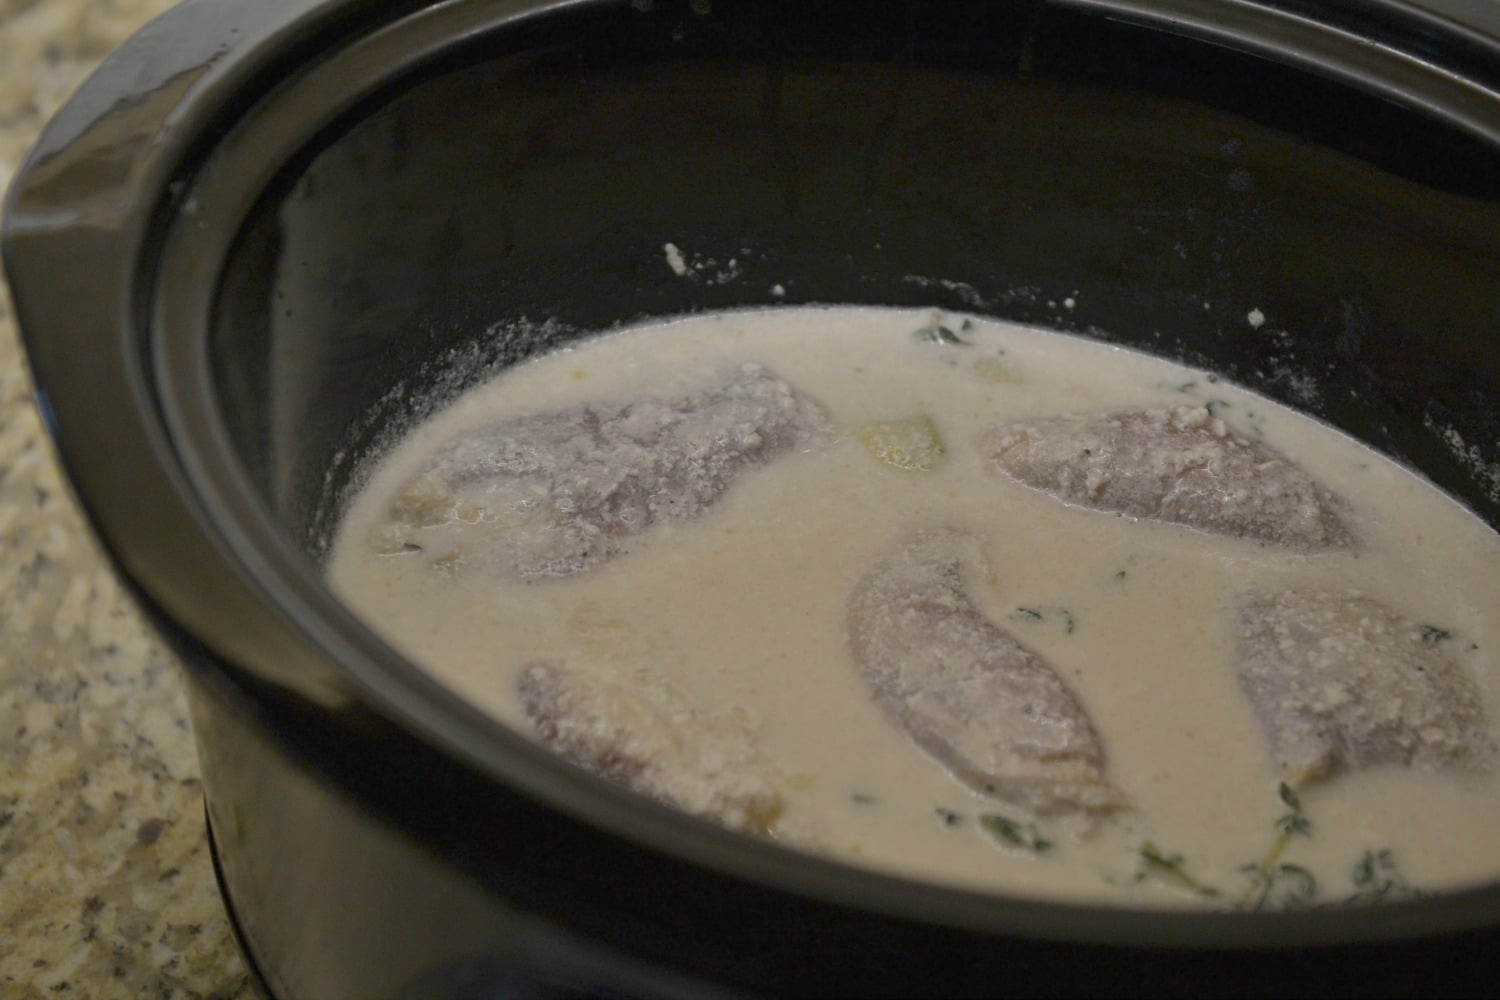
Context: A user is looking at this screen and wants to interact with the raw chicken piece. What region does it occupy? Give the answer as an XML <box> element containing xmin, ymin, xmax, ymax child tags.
<box><xmin>518</xmin><ymin>662</ymin><xmax>784</xmax><ymax>832</ymax></box>
<box><xmin>1236</xmin><ymin>589</ymin><xmax>1492</xmax><ymax>784</ymax></box>
<box><xmin>847</xmin><ymin>528</ymin><xmax>1122</xmax><ymax>817</ymax></box>
<box><xmin>370</xmin><ymin>364</ymin><xmax>829</xmax><ymax>579</ymax></box>
<box><xmin>978</xmin><ymin>404</ymin><xmax>1354</xmax><ymax>549</ymax></box>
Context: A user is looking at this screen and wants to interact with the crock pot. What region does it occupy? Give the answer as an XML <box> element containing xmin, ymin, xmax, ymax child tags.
<box><xmin>7</xmin><ymin>0</ymin><xmax>1500</xmax><ymax>996</ymax></box>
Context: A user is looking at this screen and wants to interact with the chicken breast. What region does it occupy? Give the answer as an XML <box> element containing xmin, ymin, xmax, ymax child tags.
<box><xmin>847</xmin><ymin>528</ymin><xmax>1122</xmax><ymax>817</ymax></box>
<box><xmin>369</xmin><ymin>364</ymin><xmax>829</xmax><ymax>579</ymax></box>
<box><xmin>518</xmin><ymin>662</ymin><xmax>784</xmax><ymax>832</ymax></box>
<box><xmin>978</xmin><ymin>404</ymin><xmax>1354</xmax><ymax>549</ymax></box>
<box><xmin>1236</xmin><ymin>589</ymin><xmax>1492</xmax><ymax>784</ymax></box>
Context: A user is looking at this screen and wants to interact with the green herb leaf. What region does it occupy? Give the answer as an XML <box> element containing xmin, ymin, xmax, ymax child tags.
<box><xmin>1276</xmin><ymin>812</ymin><xmax>1312</xmax><ymax>837</ymax></box>
<box><xmin>1274</xmin><ymin>782</ymin><xmax>1312</xmax><ymax>838</ymax></box>
<box><xmin>980</xmin><ymin>813</ymin><xmax>1053</xmax><ymax>854</ymax></box>
<box><xmin>1277</xmin><ymin>782</ymin><xmax>1301</xmax><ymax>811</ymax></box>
<box><xmin>935</xmin><ymin>806</ymin><xmax>963</xmax><ymax>828</ymax></box>
<box><xmin>1419</xmin><ymin>625</ymin><xmax>1453</xmax><ymax>645</ymax></box>
<box><xmin>1008</xmin><ymin>605</ymin><xmax>1076</xmax><ymax>634</ymax></box>
<box><xmin>914</xmin><ymin>322</ymin><xmax>971</xmax><ymax>347</ymax></box>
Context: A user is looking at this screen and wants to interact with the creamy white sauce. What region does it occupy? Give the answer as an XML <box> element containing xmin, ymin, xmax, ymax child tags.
<box><xmin>327</xmin><ymin>307</ymin><xmax>1500</xmax><ymax>907</ymax></box>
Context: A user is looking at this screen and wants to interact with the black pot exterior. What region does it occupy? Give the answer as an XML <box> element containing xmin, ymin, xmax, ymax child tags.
<box><xmin>181</xmin><ymin>649</ymin><xmax>1500</xmax><ymax>999</ymax></box>
<box><xmin>8</xmin><ymin>1</ymin><xmax>1500</xmax><ymax>996</ymax></box>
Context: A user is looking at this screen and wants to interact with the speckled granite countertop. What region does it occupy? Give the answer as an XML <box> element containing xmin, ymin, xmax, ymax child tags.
<box><xmin>0</xmin><ymin>1</ymin><xmax>252</xmax><ymax>996</ymax></box>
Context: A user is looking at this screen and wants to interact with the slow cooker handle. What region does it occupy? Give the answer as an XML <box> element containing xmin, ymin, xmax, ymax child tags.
<box><xmin>2</xmin><ymin>0</ymin><xmax>383</xmax><ymax>708</ymax></box>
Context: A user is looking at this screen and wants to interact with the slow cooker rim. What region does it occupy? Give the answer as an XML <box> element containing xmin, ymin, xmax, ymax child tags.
<box><xmin>1067</xmin><ymin>0</ymin><xmax>1500</xmax><ymax>146</ymax></box>
<box><xmin>157</xmin><ymin>0</ymin><xmax>1500</xmax><ymax>946</ymax></box>
<box><xmin>10</xmin><ymin>0</ymin><xmax>1500</xmax><ymax>952</ymax></box>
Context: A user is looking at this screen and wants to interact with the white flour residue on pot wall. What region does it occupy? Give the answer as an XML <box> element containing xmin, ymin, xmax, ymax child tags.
<box><xmin>1426</xmin><ymin>415</ymin><xmax>1500</xmax><ymax>505</ymax></box>
<box><xmin>902</xmin><ymin>275</ymin><xmax>991</xmax><ymax>309</ymax></box>
<box><xmin>661</xmin><ymin>242</ymin><xmax>743</xmax><ymax>285</ymax></box>
<box><xmin>901</xmin><ymin>277</ymin><xmax>1082</xmax><ymax>319</ymax></box>
<box><xmin>1265</xmin><ymin>366</ymin><xmax>1322</xmax><ymax>409</ymax></box>
<box><xmin>1243</xmin><ymin>312</ymin><xmax>1321</xmax><ymax>410</ymax></box>
<box><xmin>316</xmin><ymin>315</ymin><xmax>572</xmax><ymax>554</ymax></box>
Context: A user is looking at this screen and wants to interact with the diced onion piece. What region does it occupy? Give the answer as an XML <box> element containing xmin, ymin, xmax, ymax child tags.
<box><xmin>857</xmin><ymin>416</ymin><xmax>946</xmax><ymax>472</ymax></box>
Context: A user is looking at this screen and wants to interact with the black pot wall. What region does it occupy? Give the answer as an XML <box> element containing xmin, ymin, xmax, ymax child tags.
<box><xmin>181</xmin><ymin>635</ymin><xmax>1500</xmax><ymax>999</ymax></box>
<box><xmin>209</xmin><ymin>0</ymin><xmax>1500</xmax><ymax>555</ymax></box>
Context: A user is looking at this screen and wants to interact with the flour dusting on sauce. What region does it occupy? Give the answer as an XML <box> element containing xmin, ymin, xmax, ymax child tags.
<box><xmin>328</xmin><ymin>307</ymin><xmax>1500</xmax><ymax>908</ymax></box>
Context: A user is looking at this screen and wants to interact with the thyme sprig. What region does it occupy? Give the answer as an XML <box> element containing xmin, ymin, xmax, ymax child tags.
<box><xmin>1239</xmin><ymin>862</ymin><xmax>1318</xmax><ymax>911</ymax></box>
<box><xmin>1111</xmin><ymin>785</ymin><xmax>1428</xmax><ymax>910</ymax></box>
<box><xmin>1136</xmin><ymin>842</ymin><xmax>1221</xmax><ymax>898</ymax></box>
<box><xmin>1236</xmin><ymin>782</ymin><xmax>1314</xmax><ymax>910</ymax></box>
<box><xmin>1342</xmin><ymin>849</ymin><xmax>1424</xmax><ymax>906</ymax></box>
